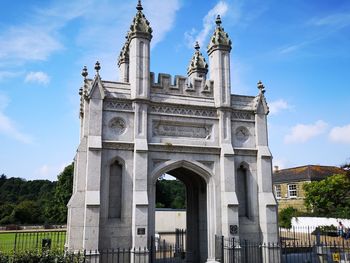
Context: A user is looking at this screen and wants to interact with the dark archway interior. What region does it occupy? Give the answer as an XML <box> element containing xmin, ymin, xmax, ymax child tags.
<box><xmin>157</xmin><ymin>167</ymin><xmax>208</xmax><ymax>263</ymax></box>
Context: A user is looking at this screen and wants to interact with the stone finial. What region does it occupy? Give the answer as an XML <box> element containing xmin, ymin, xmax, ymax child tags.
<box><xmin>81</xmin><ymin>66</ymin><xmax>88</xmax><ymax>79</ymax></box>
<box><xmin>95</xmin><ymin>61</ymin><xmax>101</xmax><ymax>73</ymax></box>
<box><xmin>215</xmin><ymin>15</ymin><xmax>222</xmax><ymax>26</ymax></box>
<box><xmin>207</xmin><ymin>15</ymin><xmax>232</xmax><ymax>55</ymax></box>
<box><xmin>187</xmin><ymin>42</ymin><xmax>208</xmax><ymax>76</ymax></box>
<box><xmin>136</xmin><ymin>0</ymin><xmax>143</xmax><ymax>11</ymax></box>
<box><xmin>194</xmin><ymin>41</ymin><xmax>200</xmax><ymax>51</ymax></box>
<box><xmin>257</xmin><ymin>80</ymin><xmax>265</xmax><ymax>94</ymax></box>
<box><xmin>129</xmin><ymin>0</ymin><xmax>152</xmax><ymax>40</ymax></box>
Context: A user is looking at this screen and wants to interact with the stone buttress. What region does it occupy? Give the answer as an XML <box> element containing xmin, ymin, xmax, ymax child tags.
<box><xmin>66</xmin><ymin>2</ymin><xmax>279</xmax><ymax>263</ymax></box>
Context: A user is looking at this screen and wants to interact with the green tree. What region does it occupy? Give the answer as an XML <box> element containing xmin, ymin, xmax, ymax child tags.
<box><xmin>156</xmin><ymin>178</ymin><xmax>186</xmax><ymax>209</ymax></box>
<box><xmin>10</xmin><ymin>200</ymin><xmax>42</xmax><ymax>224</ymax></box>
<box><xmin>303</xmin><ymin>174</ymin><xmax>350</xmax><ymax>218</ymax></box>
<box><xmin>45</xmin><ymin>163</ymin><xmax>74</xmax><ymax>223</ymax></box>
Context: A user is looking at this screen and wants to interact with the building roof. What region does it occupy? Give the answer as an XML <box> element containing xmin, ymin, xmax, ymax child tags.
<box><xmin>273</xmin><ymin>165</ymin><xmax>346</xmax><ymax>184</ymax></box>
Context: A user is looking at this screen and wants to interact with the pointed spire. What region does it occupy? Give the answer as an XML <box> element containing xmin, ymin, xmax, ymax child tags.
<box><xmin>207</xmin><ymin>15</ymin><xmax>232</xmax><ymax>55</ymax></box>
<box><xmin>129</xmin><ymin>0</ymin><xmax>152</xmax><ymax>40</ymax></box>
<box><xmin>257</xmin><ymin>80</ymin><xmax>265</xmax><ymax>94</ymax></box>
<box><xmin>187</xmin><ymin>42</ymin><xmax>208</xmax><ymax>76</ymax></box>
<box><xmin>118</xmin><ymin>32</ymin><xmax>130</xmax><ymax>66</ymax></box>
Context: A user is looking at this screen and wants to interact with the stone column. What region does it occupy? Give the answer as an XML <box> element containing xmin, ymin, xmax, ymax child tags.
<box><xmin>207</xmin><ymin>15</ymin><xmax>238</xmax><ymax>241</ymax></box>
<box><xmin>128</xmin><ymin>3</ymin><xmax>152</xmax><ymax>256</ymax></box>
<box><xmin>254</xmin><ymin>82</ymin><xmax>280</xmax><ymax>263</ymax></box>
<box><xmin>79</xmin><ymin>71</ymin><xmax>105</xmax><ymax>261</ymax></box>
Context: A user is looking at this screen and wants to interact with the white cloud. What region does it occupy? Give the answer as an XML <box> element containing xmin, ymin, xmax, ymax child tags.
<box><xmin>278</xmin><ymin>41</ymin><xmax>309</xmax><ymax>54</ymax></box>
<box><xmin>35</xmin><ymin>162</ymin><xmax>71</xmax><ymax>181</ymax></box>
<box><xmin>329</xmin><ymin>124</ymin><xmax>350</xmax><ymax>144</ymax></box>
<box><xmin>25</xmin><ymin>71</ymin><xmax>50</xmax><ymax>85</ymax></box>
<box><xmin>146</xmin><ymin>0</ymin><xmax>181</xmax><ymax>48</ymax></box>
<box><xmin>310</xmin><ymin>12</ymin><xmax>350</xmax><ymax>28</ymax></box>
<box><xmin>184</xmin><ymin>1</ymin><xmax>229</xmax><ymax>48</ymax></box>
<box><xmin>269</xmin><ymin>99</ymin><xmax>290</xmax><ymax>115</ymax></box>
<box><xmin>37</xmin><ymin>165</ymin><xmax>50</xmax><ymax>177</ymax></box>
<box><xmin>0</xmin><ymin>26</ymin><xmax>63</xmax><ymax>63</ymax></box>
<box><xmin>0</xmin><ymin>93</ymin><xmax>10</xmax><ymax>111</ymax></box>
<box><xmin>0</xmin><ymin>94</ymin><xmax>33</xmax><ymax>144</ymax></box>
<box><xmin>284</xmin><ymin>120</ymin><xmax>328</xmax><ymax>144</ymax></box>
<box><xmin>273</xmin><ymin>158</ymin><xmax>289</xmax><ymax>170</ymax></box>
<box><xmin>0</xmin><ymin>71</ymin><xmax>23</xmax><ymax>81</ymax></box>
<box><xmin>0</xmin><ymin>1</ymin><xmax>94</xmax><ymax>67</ymax></box>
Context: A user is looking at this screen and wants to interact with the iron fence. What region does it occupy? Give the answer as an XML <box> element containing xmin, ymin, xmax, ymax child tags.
<box><xmin>215</xmin><ymin>235</ymin><xmax>350</xmax><ymax>263</ymax></box>
<box><xmin>0</xmin><ymin>230</ymin><xmax>66</xmax><ymax>252</ymax></box>
<box><xmin>279</xmin><ymin>226</ymin><xmax>345</xmax><ymax>245</ymax></box>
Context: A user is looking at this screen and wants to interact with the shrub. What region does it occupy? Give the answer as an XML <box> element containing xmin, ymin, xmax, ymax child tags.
<box><xmin>278</xmin><ymin>207</ymin><xmax>299</xmax><ymax>229</ymax></box>
<box><xmin>1</xmin><ymin>250</ymin><xmax>85</xmax><ymax>263</ymax></box>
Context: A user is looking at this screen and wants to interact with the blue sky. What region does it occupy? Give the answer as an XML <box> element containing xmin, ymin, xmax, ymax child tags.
<box><xmin>0</xmin><ymin>0</ymin><xmax>349</xmax><ymax>181</ymax></box>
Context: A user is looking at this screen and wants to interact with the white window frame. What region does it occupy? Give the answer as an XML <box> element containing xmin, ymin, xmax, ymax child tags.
<box><xmin>288</xmin><ymin>184</ymin><xmax>297</xmax><ymax>198</ymax></box>
<box><xmin>274</xmin><ymin>185</ymin><xmax>281</xmax><ymax>199</ymax></box>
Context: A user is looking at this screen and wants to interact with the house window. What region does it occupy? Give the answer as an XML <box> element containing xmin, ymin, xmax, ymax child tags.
<box><xmin>274</xmin><ymin>185</ymin><xmax>281</xmax><ymax>199</ymax></box>
<box><xmin>288</xmin><ymin>184</ymin><xmax>297</xmax><ymax>198</ymax></box>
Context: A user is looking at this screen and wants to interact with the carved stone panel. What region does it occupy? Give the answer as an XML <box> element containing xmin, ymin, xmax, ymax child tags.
<box><xmin>109</xmin><ymin>117</ymin><xmax>126</xmax><ymax>135</ymax></box>
<box><xmin>152</xmin><ymin>121</ymin><xmax>212</xmax><ymax>139</ymax></box>
<box><xmin>104</xmin><ymin>101</ymin><xmax>133</xmax><ymax>111</ymax></box>
<box><xmin>231</xmin><ymin>111</ymin><xmax>254</xmax><ymax>120</ymax></box>
<box><xmin>235</xmin><ymin>126</ymin><xmax>250</xmax><ymax>142</ymax></box>
<box><xmin>150</xmin><ymin>104</ymin><xmax>217</xmax><ymax>118</ymax></box>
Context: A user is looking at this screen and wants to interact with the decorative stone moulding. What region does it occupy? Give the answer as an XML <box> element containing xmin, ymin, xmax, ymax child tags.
<box><xmin>109</xmin><ymin>117</ymin><xmax>127</xmax><ymax>135</ymax></box>
<box><xmin>150</xmin><ymin>104</ymin><xmax>217</xmax><ymax>118</ymax></box>
<box><xmin>235</xmin><ymin>126</ymin><xmax>250</xmax><ymax>142</ymax></box>
<box><xmin>152</xmin><ymin>120</ymin><xmax>212</xmax><ymax>139</ymax></box>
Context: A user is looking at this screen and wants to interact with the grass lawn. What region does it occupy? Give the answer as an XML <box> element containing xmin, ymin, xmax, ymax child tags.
<box><xmin>0</xmin><ymin>231</ymin><xmax>66</xmax><ymax>253</ymax></box>
<box><xmin>0</xmin><ymin>232</ymin><xmax>15</xmax><ymax>252</ymax></box>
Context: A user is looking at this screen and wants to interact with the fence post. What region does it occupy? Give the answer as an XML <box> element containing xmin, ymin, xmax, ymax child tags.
<box><xmin>221</xmin><ymin>236</ymin><xmax>224</xmax><ymax>263</ymax></box>
<box><xmin>150</xmin><ymin>235</ymin><xmax>154</xmax><ymax>263</ymax></box>
<box><xmin>13</xmin><ymin>231</ymin><xmax>17</xmax><ymax>251</ymax></box>
<box><xmin>231</xmin><ymin>238</ymin><xmax>235</xmax><ymax>263</ymax></box>
<box><xmin>244</xmin><ymin>240</ymin><xmax>248</xmax><ymax>263</ymax></box>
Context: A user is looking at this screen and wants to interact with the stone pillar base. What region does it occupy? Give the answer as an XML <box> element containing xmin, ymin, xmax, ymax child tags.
<box><xmin>84</xmin><ymin>250</ymin><xmax>100</xmax><ymax>263</ymax></box>
<box><xmin>261</xmin><ymin>244</ymin><xmax>281</xmax><ymax>263</ymax></box>
<box><xmin>131</xmin><ymin>248</ymin><xmax>149</xmax><ymax>263</ymax></box>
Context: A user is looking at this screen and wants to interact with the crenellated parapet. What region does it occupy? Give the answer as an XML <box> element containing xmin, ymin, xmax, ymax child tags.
<box><xmin>150</xmin><ymin>72</ymin><xmax>213</xmax><ymax>97</ymax></box>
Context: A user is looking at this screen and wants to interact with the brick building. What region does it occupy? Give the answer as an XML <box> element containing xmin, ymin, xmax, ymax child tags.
<box><xmin>272</xmin><ymin>165</ymin><xmax>346</xmax><ymax>212</ymax></box>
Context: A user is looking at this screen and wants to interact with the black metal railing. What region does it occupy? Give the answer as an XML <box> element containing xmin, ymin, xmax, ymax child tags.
<box><xmin>0</xmin><ymin>230</ymin><xmax>66</xmax><ymax>252</ymax></box>
<box><xmin>215</xmin><ymin>235</ymin><xmax>350</xmax><ymax>263</ymax></box>
<box><xmin>279</xmin><ymin>226</ymin><xmax>343</xmax><ymax>245</ymax></box>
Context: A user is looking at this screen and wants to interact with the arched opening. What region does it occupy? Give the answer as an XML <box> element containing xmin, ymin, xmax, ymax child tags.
<box><xmin>151</xmin><ymin>165</ymin><xmax>208</xmax><ymax>263</ymax></box>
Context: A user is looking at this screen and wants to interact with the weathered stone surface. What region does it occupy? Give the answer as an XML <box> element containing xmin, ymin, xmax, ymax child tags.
<box><xmin>68</xmin><ymin>3</ymin><xmax>278</xmax><ymax>263</ymax></box>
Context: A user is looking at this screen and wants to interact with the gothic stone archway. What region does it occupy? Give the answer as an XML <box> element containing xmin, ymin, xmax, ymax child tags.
<box><xmin>66</xmin><ymin>2</ymin><xmax>279</xmax><ymax>263</ymax></box>
<box><xmin>150</xmin><ymin>162</ymin><xmax>209</xmax><ymax>263</ymax></box>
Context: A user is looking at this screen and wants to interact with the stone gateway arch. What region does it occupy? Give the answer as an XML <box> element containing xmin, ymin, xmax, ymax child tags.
<box><xmin>66</xmin><ymin>1</ymin><xmax>279</xmax><ymax>262</ymax></box>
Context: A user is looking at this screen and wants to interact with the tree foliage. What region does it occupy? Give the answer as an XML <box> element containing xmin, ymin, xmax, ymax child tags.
<box><xmin>156</xmin><ymin>178</ymin><xmax>186</xmax><ymax>209</ymax></box>
<box><xmin>303</xmin><ymin>174</ymin><xmax>350</xmax><ymax>218</ymax></box>
<box><xmin>0</xmin><ymin>163</ymin><xmax>74</xmax><ymax>225</ymax></box>
<box><xmin>278</xmin><ymin>207</ymin><xmax>299</xmax><ymax>229</ymax></box>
